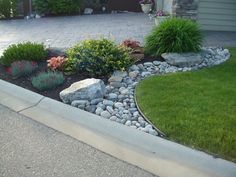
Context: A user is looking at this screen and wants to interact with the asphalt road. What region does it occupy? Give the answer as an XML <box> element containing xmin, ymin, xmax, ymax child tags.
<box><xmin>0</xmin><ymin>104</ymin><xmax>156</xmax><ymax>177</ymax></box>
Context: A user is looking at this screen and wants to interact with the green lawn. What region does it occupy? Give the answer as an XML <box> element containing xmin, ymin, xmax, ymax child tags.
<box><xmin>136</xmin><ymin>48</ymin><xmax>236</xmax><ymax>162</ymax></box>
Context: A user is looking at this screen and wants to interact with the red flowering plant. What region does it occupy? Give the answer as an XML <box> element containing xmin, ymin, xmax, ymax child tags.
<box><xmin>47</xmin><ymin>56</ymin><xmax>68</xmax><ymax>71</ymax></box>
<box><xmin>121</xmin><ymin>39</ymin><xmax>141</xmax><ymax>50</ymax></box>
<box><xmin>10</xmin><ymin>60</ymin><xmax>38</xmax><ymax>78</ymax></box>
<box><xmin>121</xmin><ymin>39</ymin><xmax>144</xmax><ymax>62</ymax></box>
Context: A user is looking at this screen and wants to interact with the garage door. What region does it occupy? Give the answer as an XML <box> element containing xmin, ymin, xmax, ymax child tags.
<box><xmin>197</xmin><ymin>0</ymin><xmax>236</xmax><ymax>31</ymax></box>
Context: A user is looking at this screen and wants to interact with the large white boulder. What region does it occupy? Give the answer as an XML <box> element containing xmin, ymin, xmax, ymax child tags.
<box><xmin>60</xmin><ymin>78</ymin><xmax>106</xmax><ymax>103</ymax></box>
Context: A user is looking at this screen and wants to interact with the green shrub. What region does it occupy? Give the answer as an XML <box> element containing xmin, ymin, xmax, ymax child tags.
<box><xmin>10</xmin><ymin>60</ymin><xmax>38</xmax><ymax>78</ymax></box>
<box><xmin>0</xmin><ymin>0</ymin><xmax>18</xmax><ymax>18</ymax></box>
<box><xmin>1</xmin><ymin>42</ymin><xmax>47</xmax><ymax>66</ymax></box>
<box><xmin>66</xmin><ymin>39</ymin><xmax>133</xmax><ymax>76</ymax></box>
<box><xmin>0</xmin><ymin>0</ymin><xmax>12</xmax><ymax>18</ymax></box>
<box><xmin>31</xmin><ymin>71</ymin><xmax>65</xmax><ymax>91</ymax></box>
<box><xmin>145</xmin><ymin>18</ymin><xmax>203</xmax><ymax>57</ymax></box>
<box><xmin>33</xmin><ymin>0</ymin><xmax>83</xmax><ymax>15</ymax></box>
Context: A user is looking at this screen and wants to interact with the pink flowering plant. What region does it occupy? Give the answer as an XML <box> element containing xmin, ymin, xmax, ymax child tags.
<box><xmin>156</xmin><ymin>10</ymin><xmax>166</xmax><ymax>16</ymax></box>
<box><xmin>47</xmin><ymin>56</ymin><xmax>68</xmax><ymax>71</ymax></box>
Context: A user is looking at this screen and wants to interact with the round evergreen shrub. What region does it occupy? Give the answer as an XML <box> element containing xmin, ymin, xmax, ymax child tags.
<box><xmin>0</xmin><ymin>42</ymin><xmax>47</xmax><ymax>66</ymax></box>
<box><xmin>145</xmin><ymin>18</ymin><xmax>203</xmax><ymax>57</ymax></box>
<box><xmin>31</xmin><ymin>71</ymin><xmax>65</xmax><ymax>91</ymax></box>
<box><xmin>66</xmin><ymin>39</ymin><xmax>133</xmax><ymax>76</ymax></box>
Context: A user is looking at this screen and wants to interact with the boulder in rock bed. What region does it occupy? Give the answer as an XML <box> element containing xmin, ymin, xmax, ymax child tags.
<box><xmin>161</xmin><ymin>53</ymin><xmax>203</xmax><ymax>67</ymax></box>
<box><xmin>60</xmin><ymin>78</ymin><xmax>106</xmax><ymax>103</ymax></box>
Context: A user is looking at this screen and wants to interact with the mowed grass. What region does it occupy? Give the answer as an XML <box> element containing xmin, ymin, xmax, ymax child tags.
<box><xmin>136</xmin><ymin>48</ymin><xmax>236</xmax><ymax>162</ymax></box>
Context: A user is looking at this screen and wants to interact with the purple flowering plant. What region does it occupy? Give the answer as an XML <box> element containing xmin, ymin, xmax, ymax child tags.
<box><xmin>155</xmin><ymin>10</ymin><xmax>168</xmax><ymax>17</ymax></box>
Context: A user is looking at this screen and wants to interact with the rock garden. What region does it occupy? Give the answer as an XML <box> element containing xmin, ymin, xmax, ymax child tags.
<box><xmin>0</xmin><ymin>18</ymin><xmax>234</xmax><ymax>161</ymax></box>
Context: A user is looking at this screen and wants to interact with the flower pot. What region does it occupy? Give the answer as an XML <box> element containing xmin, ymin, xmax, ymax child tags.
<box><xmin>155</xmin><ymin>16</ymin><xmax>169</xmax><ymax>26</ymax></box>
<box><xmin>140</xmin><ymin>4</ymin><xmax>152</xmax><ymax>14</ymax></box>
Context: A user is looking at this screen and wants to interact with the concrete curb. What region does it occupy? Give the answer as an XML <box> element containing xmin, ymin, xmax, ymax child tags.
<box><xmin>0</xmin><ymin>79</ymin><xmax>236</xmax><ymax>177</ymax></box>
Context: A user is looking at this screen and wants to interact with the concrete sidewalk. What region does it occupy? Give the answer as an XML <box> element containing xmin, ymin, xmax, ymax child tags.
<box><xmin>0</xmin><ymin>104</ymin><xmax>156</xmax><ymax>177</ymax></box>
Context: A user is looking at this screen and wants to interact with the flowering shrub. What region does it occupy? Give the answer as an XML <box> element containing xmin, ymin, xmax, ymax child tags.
<box><xmin>31</xmin><ymin>71</ymin><xmax>65</xmax><ymax>91</ymax></box>
<box><xmin>67</xmin><ymin>39</ymin><xmax>133</xmax><ymax>76</ymax></box>
<box><xmin>121</xmin><ymin>39</ymin><xmax>141</xmax><ymax>50</ymax></box>
<box><xmin>47</xmin><ymin>56</ymin><xmax>68</xmax><ymax>70</ymax></box>
<box><xmin>10</xmin><ymin>60</ymin><xmax>38</xmax><ymax>78</ymax></box>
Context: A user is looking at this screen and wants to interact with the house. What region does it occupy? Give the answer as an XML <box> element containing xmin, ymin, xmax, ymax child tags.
<box><xmin>160</xmin><ymin>0</ymin><xmax>236</xmax><ymax>32</ymax></box>
<box><xmin>105</xmin><ymin>0</ymin><xmax>236</xmax><ymax>32</ymax></box>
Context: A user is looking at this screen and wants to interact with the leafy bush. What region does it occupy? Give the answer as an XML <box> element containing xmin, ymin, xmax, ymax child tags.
<box><xmin>47</xmin><ymin>56</ymin><xmax>68</xmax><ymax>70</ymax></box>
<box><xmin>0</xmin><ymin>0</ymin><xmax>18</xmax><ymax>18</ymax></box>
<box><xmin>145</xmin><ymin>18</ymin><xmax>203</xmax><ymax>56</ymax></box>
<box><xmin>31</xmin><ymin>71</ymin><xmax>65</xmax><ymax>91</ymax></box>
<box><xmin>10</xmin><ymin>60</ymin><xmax>38</xmax><ymax>78</ymax></box>
<box><xmin>0</xmin><ymin>42</ymin><xmax>47</xmax><ymax>66</ymax></box>
<box><xmin>33</xmin><ymin>0</ymin><xmax>83</xmax><ymax>15</ymax></box>
<box><xmin>121</xmin><ymin>39</ymin><xmax>141</xmax><ymax>50</ymax></box>
<box><xmin>66</xmin><ymin>39</ymin><xmax>133</xmax><ymax>76</ymax></box>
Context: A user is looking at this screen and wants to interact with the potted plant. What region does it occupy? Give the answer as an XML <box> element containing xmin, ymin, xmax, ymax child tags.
<box><xmin>139</xmin><ymin>0</ymin><xmax>153</xmax><ymax>14</ymax></box>
<box><xmin>153</xmin><ymin>10</ymin><xmax>170</xmax><ymax>26</ymax></box>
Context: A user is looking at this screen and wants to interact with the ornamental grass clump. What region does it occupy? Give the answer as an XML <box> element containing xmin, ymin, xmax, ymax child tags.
<box><xmin>145</xmin><ymin>18</ymin><xmax>203</xmax><ymax>57</ymax></box>
<box><xmin>31</xmin><ymin>71</ymin><xmax>65</xmax><ymax>91</ymax></box>
<box><xmin>10</xmin><ymin>60</ymin><xmax>38</xmax><ymax>78</ymax></box>
<box><xmin>0</xmin><ymin>42</ymin><xmax>47</xmax><ymax>66</ymax></box>
<box><xmin>66</xmin><ymin>38</ymin><xmax>133</xmax><ymax>76</ymax></box>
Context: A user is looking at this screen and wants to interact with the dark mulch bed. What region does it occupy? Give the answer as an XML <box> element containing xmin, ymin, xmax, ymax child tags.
<box><xmin>0</xmin><ymin>54</ymin><xmax>162</xmax><ymax>102</ymax></box>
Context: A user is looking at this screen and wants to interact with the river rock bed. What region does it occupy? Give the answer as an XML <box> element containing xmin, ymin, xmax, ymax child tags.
<box><xmin>62</xmin><ymin>47</ymin><xmax>231</xmax><ymax>136</ymax></box>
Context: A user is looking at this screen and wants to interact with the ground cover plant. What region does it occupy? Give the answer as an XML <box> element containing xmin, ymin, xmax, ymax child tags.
<box><xmin>0</xmin><ymin>42</ymin><xmax>47</xmax><ymax>66</ymax></box>
<box><xmin>145</xmin><ymin>18</ymin><xmax>203</xmax><ymax>57</ymax></box>
<box><xmin>136</xmin><ymin>48</ymin><xmax>236</xmax><ymax>162</ymax></box>
<box><xmin>32</xmin><ymin>71</ymin><xmax>65</xmax><ymax>91</ymax></box>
